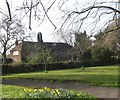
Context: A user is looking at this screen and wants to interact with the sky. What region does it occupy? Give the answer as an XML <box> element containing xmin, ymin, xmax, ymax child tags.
<box><xmin>0</xmin><ymin>0</ymin><xmax>118</xmax><ymax>43</ymax></box>
<box><xmin>0</xmin><ymin>0</ymin><xmax>58</xmax><ymax>42</ymax></box>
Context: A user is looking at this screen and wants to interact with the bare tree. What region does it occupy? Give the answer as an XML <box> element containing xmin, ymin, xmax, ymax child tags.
<box><xmin>16</xmin><ymin>0</ymin><xmax>57</xmax><ymax>30</ymax></box>
<box><xmin>1</xmin><ymin>0</ymin><xmax>119</xmax><ymax>32</ymax></box>
<box><xmin>0</xmin><ymin>15</ymin><xmax>28</xmax><ymax>64</ymax></box>
<box><xmin>0</xmin><ymin>0</ymin><xmax>119</xmax><ymax>44</ymax></box>
<box><xmin>57</xmin><ymin>0</ymin><xmax>120</xmax><ymax>33</ymax></box>
<box><xmin>54</xmin><ymin>0</ymin><xmax>120</xmax><ymax>52</ymax></box>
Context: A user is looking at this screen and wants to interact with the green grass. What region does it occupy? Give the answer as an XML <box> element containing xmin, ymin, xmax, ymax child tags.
<box><xmin>2</xmin><ymin>65</ymin><xmax>119</xmax><ymax>87</ymax></box>
<box><xmin>2</xmin><ymin>85</ymin><xmax>25</xmax><ymax>98</ymax></box>
<box><xmin>0</xmin><ymin>85</ymin><xmax>2</xmax><ymax>98</ymax></box>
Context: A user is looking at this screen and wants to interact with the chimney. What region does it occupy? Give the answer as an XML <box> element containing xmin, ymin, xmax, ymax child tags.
<box><xmin>37</xmin><ymin>32</ymin><xmax>43</xmax><ymax>43</ymax></box>
<box><xmin>15</xmin><ymin>40</ymin><xmax>18</xmax><ymax>46</ymax></box>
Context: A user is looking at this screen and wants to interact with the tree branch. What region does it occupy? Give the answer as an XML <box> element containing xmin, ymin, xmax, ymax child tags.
<box><xmin>29</xmin><ymin>0</ymin><xmax>33</xmax><ymax>30</ymax></box>
<box><xmin>40</xmin><ymin>1</ymin><xmax>57</xmax><ymax>29</ymax></box>
<box><xmin>5</xmin><ymin>0</ymin><xmax>12</xmax><ymax>21</ymax></box>
<box><xmin>71</xmin><ymin>5</ymin><xmax>120</xmax><ymax>15</ymax></box>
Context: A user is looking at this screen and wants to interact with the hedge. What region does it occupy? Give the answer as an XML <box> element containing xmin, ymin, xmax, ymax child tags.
<box><xmin>2</xmin><ymin>60</ymin><xmax>118</xmax><ymax>75</ymax></box>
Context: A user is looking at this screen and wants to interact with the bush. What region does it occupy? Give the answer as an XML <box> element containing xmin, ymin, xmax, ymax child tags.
<box><xmin>92</xmin><ymin>46</ymin><xmax>115</xmax><ymax>63</ymax></box>
<box><xmin>2</xmin><ymin>61</ymin><xmax>118</xmax><ymax>75</ymax></box>
<box><xmin>2</xmin><ymin>62</ymin><xmax>79</xmax><ymax>74</ymax></box>
<box><xmin>2</xmin><ymin>63</ymin><xmax>39</xmax><ymax>74</ymax></box>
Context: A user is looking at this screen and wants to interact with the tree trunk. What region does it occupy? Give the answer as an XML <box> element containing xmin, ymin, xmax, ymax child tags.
<box><xmin>2</xmin><ymin>53</ymin><xmax>7</xmax><ymax>64</ymax></box>
<box><xmin>2</xmin><ymin>46</ymin><xmax>7</xmax><ymax>64</ymax></box>
<box><xmin>44</xmin><ymin>62</ymin><xmax>47</xmax><ymax>73</ymax></box>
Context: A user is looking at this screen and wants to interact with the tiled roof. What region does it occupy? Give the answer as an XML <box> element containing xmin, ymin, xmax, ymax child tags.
<box><xmin>11</xmin><ymin>41</ymin><xmax>72</xmax><ymax>56</ymax></box>
<box><xmin>43</xmin><ymin>42</ymin><xmax>72</xmax><ymax>52</ymax></box>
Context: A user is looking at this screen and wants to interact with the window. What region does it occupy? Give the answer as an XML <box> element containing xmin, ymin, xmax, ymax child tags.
<box><xmin>13</xmin><ymin>51</ymin><xmax>19</xmax><ymax>55</ymax></box>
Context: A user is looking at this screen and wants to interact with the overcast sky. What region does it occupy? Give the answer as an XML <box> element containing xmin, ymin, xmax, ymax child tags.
<box><xmin>0</xmin><ymin>0</ymin><xmax>118</xmax><ymax>43</ymax></box>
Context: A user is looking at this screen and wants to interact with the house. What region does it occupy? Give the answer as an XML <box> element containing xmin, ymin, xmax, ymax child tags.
<box><xmin>9</xmin><ymin>32</ymin><xmax>73</xmax><ymax>62</ymax></box>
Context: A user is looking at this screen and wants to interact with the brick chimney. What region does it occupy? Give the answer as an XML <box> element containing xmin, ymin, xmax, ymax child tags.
<box><xmin>37</xmin><ymin>32</ymin><xmax>43</xmax><ymax>43</ymax></box>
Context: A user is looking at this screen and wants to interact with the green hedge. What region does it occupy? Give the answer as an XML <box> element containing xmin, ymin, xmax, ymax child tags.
<box><xmin>2</xmin><ymin>60</ymin><xmax>118</xmax><ymax>75</ymax></box>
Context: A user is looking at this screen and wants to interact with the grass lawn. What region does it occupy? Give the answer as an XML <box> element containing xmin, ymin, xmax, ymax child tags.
<box><xmin>0</xmin><ymin>85</ymin><xmax>2</xmax><ymax>98</ymax></box>
<box><xmin>2</xmin><ymin>65</ymin><xmax>119</xmax><ymax>87</ymax></box>
<box><xmin>2</xmin><ymin>85</ymin><xmax>25</xmax><ymax>98</ymax></box>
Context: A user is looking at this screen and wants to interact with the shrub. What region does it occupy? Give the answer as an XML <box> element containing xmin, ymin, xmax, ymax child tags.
<box><xmin>2</xmin><ymin>61</ymin><xmax>117</xmax><ymax>75</ymax></box>
<box><xmin>92</xmin><ymin>46</ymin><xmax>115</xmax><ymax>63</ymax></box>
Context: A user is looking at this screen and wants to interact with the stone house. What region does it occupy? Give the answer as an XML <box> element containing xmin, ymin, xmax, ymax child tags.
<box><xmin>9</xmin><ymin>32</ymin><xmax>73</xmax><ymax>62</ymax></box>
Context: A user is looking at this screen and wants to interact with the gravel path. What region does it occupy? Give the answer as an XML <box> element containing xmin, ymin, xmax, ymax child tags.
<box><xmin>2</xmin><ymin>79</ymin><xmax>119</xmax><ymax>99</ymax></box>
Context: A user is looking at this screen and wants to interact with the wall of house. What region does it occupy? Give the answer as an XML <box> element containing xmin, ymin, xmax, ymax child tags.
<box><xmin>10</xmin><ymin>50</ymin><xmax>22</xmax><ymax>62</ymax></box>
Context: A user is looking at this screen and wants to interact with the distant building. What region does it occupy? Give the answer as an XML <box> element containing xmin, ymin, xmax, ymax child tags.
<box><xmin>9</xmin><ymin>32</ymin><xmax>73</xmax><ymax>62</ymax></box>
